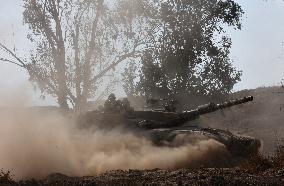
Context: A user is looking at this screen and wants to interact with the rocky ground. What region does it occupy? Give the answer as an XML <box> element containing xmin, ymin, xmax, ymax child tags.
<box><xmin>0</xmin><ymin>168</ymin><xmax>284</xmax><ymax>186</ymax></box>
<box><xmin>0</xmin><ymin>169</ymin><xmax>284</xmax><ymax>186</ymax></box>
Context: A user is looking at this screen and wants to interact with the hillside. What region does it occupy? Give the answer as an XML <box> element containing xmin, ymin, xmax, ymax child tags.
<box><xmin>197</xmin><ymin>86</ymin><xmax>284</xmax><ymax>155</ymax></box>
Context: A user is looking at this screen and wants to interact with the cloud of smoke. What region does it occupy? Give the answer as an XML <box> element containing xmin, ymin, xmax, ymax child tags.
<box><xmin>0</xmin><ymin>108</ymin><xmax>228</xmax><ymax>180</ymax></box>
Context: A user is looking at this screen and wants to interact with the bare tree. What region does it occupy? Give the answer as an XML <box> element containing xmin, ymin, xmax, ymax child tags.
<box><xmin>0</xmin><ymin>0</ymin><xmax>151</xmax><ymax>110</ymax></box>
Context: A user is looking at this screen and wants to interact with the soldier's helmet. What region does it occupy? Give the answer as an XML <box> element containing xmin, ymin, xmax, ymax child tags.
<box><xmin>108</xmin><ymin>93</ymin><xmax>116</xmax><ymax>101</ymax></box>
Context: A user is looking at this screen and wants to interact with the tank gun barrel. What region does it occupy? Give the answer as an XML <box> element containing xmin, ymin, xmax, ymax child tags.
<box><xmin>140</xmin><ymin>96</ymin><xmax>253</xmax><ymax>129</ymax></box>
<box><xmin>180</xmin><ymin>96</ymin><xmax>253</xmax><ymax>119</ymax></box>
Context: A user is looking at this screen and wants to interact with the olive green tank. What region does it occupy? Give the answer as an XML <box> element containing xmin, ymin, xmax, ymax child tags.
<box><xmin>79</xmin><ymin>95</ymin><xmax>260</xmax><ymax>161</ymax></box>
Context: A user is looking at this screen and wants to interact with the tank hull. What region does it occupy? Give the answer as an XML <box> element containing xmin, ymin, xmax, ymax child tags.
<box><xmin>77</xmin><ymin>95</ymin><xmax>259</xmax><ymax>164</ymax></box>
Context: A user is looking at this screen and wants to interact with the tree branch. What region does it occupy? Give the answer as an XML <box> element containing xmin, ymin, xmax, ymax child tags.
<box><xmin>0</xmin><ymin>58</ymin><xmax>25</xmax><ymax>68</ymax></box>
<box><xmin>67</xmin><ymin>89</ymin><xmax>77</xmax><ymax>106</ymax></box>
<box><xmin>93</xmin><ymin>50</ymin><xmax>141</xmax><ymax>82</ymax></box>
<box><xmin>0</xmin><ymin>43</ymin><xmax>27</xmax><ymax>67</ymax></box>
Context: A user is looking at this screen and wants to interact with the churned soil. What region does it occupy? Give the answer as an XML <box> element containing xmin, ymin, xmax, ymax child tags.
<box><xmin>2</xmin><ymin>168</ymin><xmax>284</xmax><ymax>186</ymax></box>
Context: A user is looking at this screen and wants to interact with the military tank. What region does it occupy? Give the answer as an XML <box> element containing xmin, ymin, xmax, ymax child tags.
<box><xmin>79</xmin><ymin>94</ymin><xmax>260</xmax><ymax>161</ymax></box>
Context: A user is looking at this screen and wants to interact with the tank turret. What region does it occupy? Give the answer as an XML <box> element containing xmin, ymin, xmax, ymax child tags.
<box><xmin>138</xmin><ymin>96</ymin><xmax>253</xmax><ymax>129</ymax></box>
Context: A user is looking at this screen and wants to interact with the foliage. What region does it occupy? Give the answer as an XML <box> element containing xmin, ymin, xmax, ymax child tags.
<box><xmin>123</xmin><ymin>0</ymin><xmax>243</xmax><ymax>104</ymax></box>
<box><xmin>0</xmin><ymin>0</ymin><xmax>152</xmax><ymax>110</ymax></box>
<box><xmin>0</xmin><ymin>0</ymin><xmax>243</xmax><ymax>109</ymax></box>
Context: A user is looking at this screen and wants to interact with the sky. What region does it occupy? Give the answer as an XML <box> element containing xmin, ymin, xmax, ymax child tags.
<box><xmin>230</xmin><ymin>0</ymin><xmax>284</xmax><ymax>90</ymax></box>
<box><xmin>0</xmin><ymin>0</ymin><xmax>284</xmax><ymax>106</ymax></box>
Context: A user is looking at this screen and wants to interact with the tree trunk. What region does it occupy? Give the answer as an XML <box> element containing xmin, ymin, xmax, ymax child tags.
<box><xmin>54</xmin><ymin>1</ymin><xmax>69</xmax><ymax>110</ymax></box>
<box><xmin>56</xmin><ymin>49</ymin><xmax>69</xmax><ymax>109</ymax></box>
<box><xmin>80</xmin><ymin>0</ymin><xmax>104</xmax><ymax>111</ymax></box>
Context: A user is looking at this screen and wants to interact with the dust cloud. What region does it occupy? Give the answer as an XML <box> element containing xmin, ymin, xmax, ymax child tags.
<box><xmin>0</xmin><ymin>107</ymin><xmax>228</xmax><ymax>180</ymax></box>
